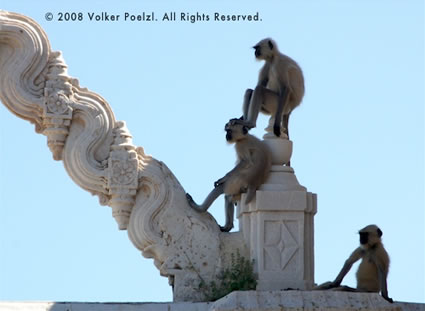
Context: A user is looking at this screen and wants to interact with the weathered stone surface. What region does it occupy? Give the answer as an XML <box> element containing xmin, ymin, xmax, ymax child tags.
<box><xmin>0</xmin><ymin>10</ymin><xmax>246</xmax><ymax>302</ymax></box>
<box><xmin>0</xmin><ymin>10</ymin><xmax>319</xmax><ymax>301</ymax></box>
<box><xmin>210</xmin><ymin>291</ymin><xmax>415</xmax><ymax>311</ymax></box>
<box><xmin>6</xmin><ymin>11</ymin><xmax>415</xmax><ymax>309</ymax></box>
<box><xmin>0</xmin><ymin>302</ymin><xmax>211</xmax><ymax>311</ymax></box>
<box><xmin>0</xmin><ymin>292</ymin><xmax>423</xmax><ymax>311</ymax></box>
<box><xmin>238</xmin><ymin>132</ymin><xmax>317</xmax><ymax>292</ymax></box>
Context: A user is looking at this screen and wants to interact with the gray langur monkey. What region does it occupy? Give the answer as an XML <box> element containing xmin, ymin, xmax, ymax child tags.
<box><xmin>186</xmin><ymin>118</ymin><xmax>272</xmax><ymax>232</ymax></box>
<box><xmin>238</xmin><ymin>38</ymin><xmax>304</xmax><ymax>139</ymax></box>
<box><xmin>316</xmin><ymin>224</ymin><xmax>393</xmax><ymax>303</ymax></box>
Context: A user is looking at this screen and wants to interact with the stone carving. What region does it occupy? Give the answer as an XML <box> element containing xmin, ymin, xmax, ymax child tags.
<box><xmin>0</xmin><ymin>10</ymin><xmax>317</xmax><ymax>302</ymax></box>
<box><xmin>263</xmin><ymin>220</ymin><xmax>299</xmax><ymax>271</ymax></box>
<box><xmin>107</xmin><ymin>121</ymin><xmax>139</xmax><ymax>229</ymax></box>
<box><xmin>0</xmin><ymin>10</ymin><xmax>246</xmax><ymax>302</ymax></box>
<box><xmin>42</xmin><ymin>51</ymin><xmax>74</xmax><ymax>160</ymax></box>
<box><xmin>238</xmin><ymin>122</ymin><xmax>317</xmax><ymax>291</ymax></box>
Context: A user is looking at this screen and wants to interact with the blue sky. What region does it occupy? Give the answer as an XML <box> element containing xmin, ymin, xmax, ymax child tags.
<box><xmin>1</xmin><ymin>0</ymin><xmax>424</xmax><ymax>304</ymax></box>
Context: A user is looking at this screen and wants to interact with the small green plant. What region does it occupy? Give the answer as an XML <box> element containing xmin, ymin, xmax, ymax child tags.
<box><xmin>199</xmin><ymin>250</ymin><xmax>257</xmax><ymax>301</ymax></box>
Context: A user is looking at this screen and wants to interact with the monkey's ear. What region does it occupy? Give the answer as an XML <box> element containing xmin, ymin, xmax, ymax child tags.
<box><xmin>242</xmin><ymin>126</ymin><xmax>249</xmax><ymax>135</ymax></box>
<box><xmin>377</xmin><ymin>228</ymin><xmax>383</xmax><ymax>237</ymax></box>
<box><xmin>268</xmin><ymin>40</ymin><xmax>274</xmax><ymax>50</ymax></box>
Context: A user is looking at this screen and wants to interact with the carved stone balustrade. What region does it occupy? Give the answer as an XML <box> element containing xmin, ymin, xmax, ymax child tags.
<box><xmin>0</xmin><ymin>10</ymin><xmax>316</xmax><ymax>302</ymax></box>
<box><xmin>0</xmin><ymin>10</ymin><xmax>243</xmax><ymax>302</ymax></box>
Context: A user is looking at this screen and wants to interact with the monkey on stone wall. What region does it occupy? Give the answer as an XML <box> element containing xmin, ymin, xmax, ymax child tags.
<box><xmin>186</xmin><ymin>118</ymin><xmax>272</xmax><ymax>232</ymax></box>
<box><xmin>316</xmin><ymin>224</ymin><xmax>393</xmax><ymax>303</ymax></box>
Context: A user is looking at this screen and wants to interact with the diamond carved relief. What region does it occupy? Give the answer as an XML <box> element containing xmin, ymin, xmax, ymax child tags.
<box><xmin>264</xmin><ymin>221</ymin><xmax>299</xmax><ymax>271</ymax></box>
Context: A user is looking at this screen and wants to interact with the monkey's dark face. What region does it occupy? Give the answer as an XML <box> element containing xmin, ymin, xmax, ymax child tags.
<box><xmin>253</xmin><ymin>38</ymin><xmax>275</xmax><ymax>60</ymax></box>
<box><xmin>359</xmin><ymin>232</ymin><xmax>369</xmax><ymax>245</ymax></box>
<box><xmin>359</xmin><ymin>225</ymin><xmax>383</xmax><ymax>248</ymax></box>
<box><xmin>225</xmin><ymin>120</ymin><xmax>248</xmax><ymax>143</ymax></box>
<box><xmin>253</xmin><ymin>45</ymin><xmax>262</xmax><ymax>58</ymax></box>
<box><xmin>225</xmin><ymin>128</ymin><xmax>233</xmax><ymax>141</ymax></box>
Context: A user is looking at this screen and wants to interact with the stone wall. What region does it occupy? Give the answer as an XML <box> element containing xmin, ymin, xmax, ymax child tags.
<box><xmin>0</xmin><ymin>291</ymin><xmax>423</xmax><ymax>311</ymax></box>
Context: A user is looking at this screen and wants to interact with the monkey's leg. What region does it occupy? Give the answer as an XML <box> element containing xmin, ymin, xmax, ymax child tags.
<box><xmin>186</xmin><ymin>183</ymin><xmax>224</xmax><ymax>213</ymax></box>
<box><xmin>331</xmin><ymin>285</ymin><xmax>358</xmax><ymax>292</ymax></box>
<box><xmin>245</xmin><ymin>187</ymin><xmax>256</xmax><ymax>205</ymax></box>
<box><xmin>282</xmin><ymin>111</ymin><xmax>292</xmax><ymax>166</ymax></box>
<box><xmin>244</xmin><ymin>86</ymin><xmax>278</xmax><ymax>129</ymax></box>
<box><xmin>273</xmin><ymin>87</ymin><xmax>289</xmax><ymax>137</ymax></box>
<box><xmin>220</xmin><ymin>195</ymin><xmax>235</xmax><ymax>232</ymax></box>
<box><xmin>282</xmin><ymin>111</ymin><xmax>291</xmax><ymax>139</ymax></box>
<box><xmin>242</xmin><ymin>89</ymin><xmax>254</xmax><ymax>120</ymax></box>
<box><xmin>314</xmin><ymin>281</ymin><xmax>334</xmax><ymax>290</ymax></box>
<box><xmin>215</xmin><ymin>161</ymin><xmax>247</xmax><ymax>188</ymax></box>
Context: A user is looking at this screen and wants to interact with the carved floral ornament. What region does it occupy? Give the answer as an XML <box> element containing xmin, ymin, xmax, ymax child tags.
<box><xmin>0</xmin><ymin>11</ymin><xmax>317</xmax><ymax>302</ymax></box>
<box><xmin>0</xmin><ymin>11</ymin><xmax>229</xmax><ymax>301</ymax></box>
<box><xmin>45</xmin><ymin>91</ymin><xmax>72</xmax><ymax>115</ymax></box>
<box><xmin>111</xmin><ymin>161</ymin><xmax>137</xmax><ymax>185</ymax></box>
<box><xmin>0</xmin><ymin>11</ymin><xmax>138</xmax><ymax>228</ymax></box>
<box><xmin>43</xmin><ymin>52</ymin><xmax>74</xmax><ymax>116</ymax></box>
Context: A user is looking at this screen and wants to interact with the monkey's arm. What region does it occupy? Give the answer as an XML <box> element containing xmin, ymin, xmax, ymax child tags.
<box><xmin>330</xmin><ymin>247</ymin><xmax>363</xmax><ymax>287</ymax></box>
<box><xmin>371</xmin><ymin>256</ymin><xmax>393</xmax><ymax>303</ymax></box>
<box><xmin>258</xmin><ymin>62</ymin><xmax>270</xmax><ymax>87</ymax></box>
<box><xmin>214</xmin><ymin>160</ymin><xmax>248</xmax><ymax>187</ymax></box>
<box><xmin>220</xmin><ymin>195</ymin><xmax>235</xmax><ymax>232</ymax></box>
<box><xmin>378</xmin><ymin>267</ymin><xmax>393</xmax><ymax>303</ymax></box>
<box><xmin>186</xmin><ymin>183</ymin><xmax>225</xmax><ymax>213</ymax></box>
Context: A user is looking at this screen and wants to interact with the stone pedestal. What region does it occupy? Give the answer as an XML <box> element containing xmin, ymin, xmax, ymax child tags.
<box><xmin>237</xmin><ymin>128</ymin><xmax>317</xmax><ymax>291</ymax></box>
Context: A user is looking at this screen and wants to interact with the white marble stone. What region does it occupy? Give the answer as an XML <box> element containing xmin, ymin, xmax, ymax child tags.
<box><xmin>0</xmin><ymin>302</ymin><xmax>211</xmax><ymax>311</ymax></box>
<box><xmin>210</xmin><ymin>291</ymin><xmax>414</xmax><ymax>311</ymax></box>
<box><xmin>0</xmin><ymin>10</ymin><xmax>318</xmax><ymax>301</ymax></box>
<box><xmin>0</xmin><ymin>292</ymin><xmax>423</xmax><ymax>311</ymax></box>
<box><xmin>0</xmin><ymin>10</ymin><xmax>246</xmax><ymax>302</ymax></box>
<box><xmin>1</xmin><ymin>9</ymin><xmax>424</xmax><ymax>310</ymax></box>
<box><xmin>238</xmin><ymin>130</ymin><xmax>317</xmax><ymax>292</ymax></box>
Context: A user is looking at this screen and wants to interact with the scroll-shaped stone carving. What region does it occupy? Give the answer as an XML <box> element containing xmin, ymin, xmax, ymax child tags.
<box><xmin>127</xmin><ymin>157</ymin><xmax>225</xmax><ymax>301</ymax></box>
<box><xmin>0</xmin><ymin>10</ymin><xmax>247</xmax><ymax>302</ymax></box>
<box><xmin>1</xmin><ymin>10</ymin><xmax>317</xmax><ymax>302</ymax></box>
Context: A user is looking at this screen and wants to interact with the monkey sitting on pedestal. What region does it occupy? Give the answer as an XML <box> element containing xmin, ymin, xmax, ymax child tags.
<box><xmin>237</xmin><ymin>38</ymin><xmax>304</xmax><ymax>139</ymax></box>
<box><xmin>316</xmin><ymin>224</ymin><xmax>393</xmax><ymax>303</ymax></box>
<box><xmin>186</xmin><ymin>118</ymin><xmax>272</xmax><ymax>232</ymax></box>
